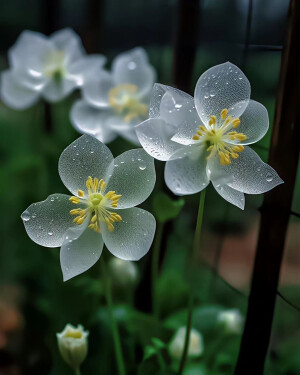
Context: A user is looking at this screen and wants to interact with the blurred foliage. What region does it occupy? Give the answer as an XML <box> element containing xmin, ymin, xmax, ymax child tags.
<box><xmin>0</xmin><ymin>2</ymin><xmax>299</xmax><ymax>374</ymax></box>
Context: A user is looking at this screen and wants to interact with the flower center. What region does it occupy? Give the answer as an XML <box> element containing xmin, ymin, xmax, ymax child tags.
<box><xmin>192</xmin><ymin>108</ymin><xmax>247</xmax><ymax>165</ymax></box>
<box><xmin>44</xmin><ymin>50</ymin><xmax>66</xmax><ymax>80</ymax></box>
<box><xmin>65</xmin><ymin>329</ymin><xmax>83</xmax><ymax>339</ymax></box>
<box><xmin>69</xmin><ymin>177</ymin><xmax>122</xmax><ymax>233</ymax></box>
<box><xmin>108</xmin><ymin>84</ymin><xmax>148</xmax><ymax>123</ymax></box>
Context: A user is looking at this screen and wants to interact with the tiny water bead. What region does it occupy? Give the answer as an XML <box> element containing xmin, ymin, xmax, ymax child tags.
<box><xmin>108</xmin><ymin>84</ymin><xmax>148</xmax><ymax>123</ymax></box>
<box><xmin>69</xmin><ymin>176</ymin><xmax>122</xmax><ymax>233</ymax></box>
<box><xmin>192</xmin><ymin>108</ymin><xmax>247</xmax><ymax>165</ymax></box>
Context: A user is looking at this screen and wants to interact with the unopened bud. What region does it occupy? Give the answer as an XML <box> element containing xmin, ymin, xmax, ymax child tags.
<box><xmin>169</xmin><ymin>327</ymin><xmax>204</xmax><ymax>360</ymax></box>
<box><xmin>218</xmin><ymin>309</ymin><xmax>243</xmax><ymax>334</ymax></box>
<box><xmin>57</xmin><ymin>324</ymin><xmax>89</xmax><ymax>372</ymax></box>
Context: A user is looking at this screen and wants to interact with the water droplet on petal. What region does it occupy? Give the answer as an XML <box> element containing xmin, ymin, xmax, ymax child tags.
<box><xmin>48</xmin><ymin>231</ymin><xmax>53</xmax><ymax>236</ymax></box>
<box><xmin>21</xmin><ymin>211</ymin><xmax>30</xmax><ymax>222</ymax></box>
<box><xmin>266</xmin><ymin>173</ymin><xmax>273</xmax><ymax>182</ymax></box>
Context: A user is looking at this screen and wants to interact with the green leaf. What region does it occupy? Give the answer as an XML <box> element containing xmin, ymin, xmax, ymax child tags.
<box><xmin>152</xmin><ymin>337</ymin><xmax>167</xmax><ymax>349</ymax></box>
<box><xmin>144</xmin><ymin>345</ymin><xmax>158</xmax><ymax>360</ymax></box>
<box><xmin>153</xmin><ymin>192</ymin><xmax>185</xmax><ymax>223</ymax></box>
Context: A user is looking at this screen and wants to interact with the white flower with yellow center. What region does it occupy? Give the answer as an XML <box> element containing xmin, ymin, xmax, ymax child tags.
<box><xmin>1</xmin><ymin>28</ymin><xmax>106</xmax><ymax>109</ymax></box>
<box><xmin>70</xmin><ymin>47</ymin><xmax>156</xmax><ymax>144</ymax></box>
<box><xmin>136</xmin><ymin>62</ymin><xmax>283</xmax><ymax>209</ymax></box>
<box><xmin>21</xmin><ymin>135</ymin><xmax>156</xmax><ymax>281</ymax></box>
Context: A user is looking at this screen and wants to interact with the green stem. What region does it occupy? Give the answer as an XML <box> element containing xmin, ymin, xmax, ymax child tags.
<box><xmin>178</xmin><ymin>189</ymin><xmax>206</xmax><ymax>375</ymax></box>
<box><xmin>151</xmin><ymin>221</ymin><xmax>164</xmax><ymax>319</ymax></box>
<box><xmin>101</xmin><ymin>261</ymin><xmax>126</xmax><ymax>375</ymax></box>
<box><xmin>74</xmin><ymin>368</ymin><xmax>81</xmax><ymax>375</ymax></box>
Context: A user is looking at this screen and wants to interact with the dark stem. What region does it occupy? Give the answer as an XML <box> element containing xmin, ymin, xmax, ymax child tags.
<box><xmin>178</xmin><ymin>295</ymin><xmax>194</xmax><ymax>375</ymax></box>
<box><xmin>173</xmin><ymin>0</ymin><xmax>201</xmax><ymax>93</ymax></box>
<box><xmin>151</xmin><ymin>222</ymin><xmax>164</xmax><ymax>319</ymax></box>
<box><xmin>234</xmin><ymin>1</ymin><xmax>300</xmax><ymax>374</ymax></box>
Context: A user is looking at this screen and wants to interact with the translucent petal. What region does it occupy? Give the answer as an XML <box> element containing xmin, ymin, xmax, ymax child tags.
<box><xmin>105</xmin><ymin>148</ymin><xmax>156</xmax><ymax>209</ymax></box>
<box><xmin>159</xmin><ymin>88</ymin><xmax>200</xmax><ymax>130</ymax></box>
<box><xmin>68</xmin><ymin>55</ymin><xmax>107</xmax><ymax>87</ymax></box>
<box><xmin>1</xmin><ymin>70</ymin><xmax>40</xmax><ymax>110</ymax></box>
<box><xmin>194</xmin><ymin>62</ymin><xmax>251</xmax><ymax>125</ymax></box>
<box><xmin>8</xmin><ymin>30</ymin><xmax>54</xmax><ymax>72</ymax></box>
<box><xmin>58</xmin><ymin>134</ymin><xmax>114</xmax><ymax>196</ymax></box>
<box><xmin>212</xmin><ymin>181</ymin><xmax>245</xmax><ymax>210</ymax></box>
<box><xmin>21</xmin><ymin>194</ymin><xmax>78</xmax><ymax>248</ymax></box>
<box><xmin>135</xmin><ymin>118</ymin><xmax>181</xmax><ymax>161</ymax></box>
<box><xmin>164</xmin><ymin>146</ymin><xmax>210</xmax><ymax>195</ymax></box>
<box><xmin>105</xmin><ymin>115</ymin><xmax>140</xmax><ymax>144</ymax></box>
<box><xmin>60</xmin><ymin>224</ymin><xmax>103</xmax><ymax>281</ymax></box>
<box><xmin>208</xmin><ymin>146</ymin><xmax>283</xmax><ymax>194</ymax></box>
<box><xmin>101</xmin><ymin>207</ymin><xmax>156</xmax><ymax>261</ymax></box>
<box><xmin>82</xmin><ymin>71</ymin><xmax>115</xmax><ymax>108</ymax></box>
<box><xmin>112</xmin><ymin>47</ymin><xmax>155</xmax><ymax>98</ymax></box>
<box><xmin>42</xmin><ymin>78</ymin><xmax>77</xmax><ymax>102</ymax></box>
<box><xmin>50</xmin><ymin>28</ymin><xmax>84</xmax><ymax>61</ymax></box>
<box><xmin>225</xmin><ymin>100</ymin><xmax>269</xmax><ymax>145</ymax></box>
<box><xmin>70</xmin><ymin>99</ymin><xmax>117</xmax><ymax>143</ymax></box>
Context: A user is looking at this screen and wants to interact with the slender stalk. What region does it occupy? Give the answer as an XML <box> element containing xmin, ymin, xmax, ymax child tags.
<box><xmin>151</xmin><ymin>222</ymin><xmax>164</xmax><ymax>319</ymax></box>
<box><xmin>74</xmin><ymin>368</ymin><xmax>81</xmax><ymax>375</ymax></box>
<box><xmin>178</xmin><ymin>189</ymin><xmax>206</xmax><ymax>375</ymax></box>
<box><xmin>101</xmin><ymin>261</ymin><xmax>126</xmax><ymax>375</ymax></box>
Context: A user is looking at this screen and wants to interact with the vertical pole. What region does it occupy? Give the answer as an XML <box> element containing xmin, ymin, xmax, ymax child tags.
<box><xmin>234</xmin><ymin>1</ymin><xmax>300</xmax><ymax>374</ymax></box>
<box><xmin>173</xmin><ymin>0</ymin><xmax>201</xmax><ymax>93</ymax></box>
<box><xmin>84</xmin><ymin>0</ymin><xmax>105</xmax><ymax>53</ymax></box>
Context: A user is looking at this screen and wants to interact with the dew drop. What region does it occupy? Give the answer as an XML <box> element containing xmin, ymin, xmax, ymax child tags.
<box><xmin>266</xmin><ymin>173</ymin><xmax>273</xmax><ymax>182</ymax></box>
<box><xmin>21</xmin><ymin>211</ymin><xmax>30</xmax><ymax>222</ymax></box>
<box><xmin>139</xmin><ymin>165</ymin><xmax>146</xmax><ymax>170</ymax></box>
<box><xmin>48</xmin><ymin>231</ymin><xmax>53</xmax><ymax>236</ymax></box>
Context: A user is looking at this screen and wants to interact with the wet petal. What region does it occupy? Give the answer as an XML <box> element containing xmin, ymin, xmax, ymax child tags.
<box><xmin>105</xmin><ymin>148</ymin><xmax>156</xmax><ymax>209</ymax></box>
<box><xmin>194</xmin><ymin>62</ymin><xmax>251</xmax><ymax>125</ymax></box>
<box><xmin>60</xmin><ymin>224</ymin><xmax>103</xmax><ymax>281</ymax></box>
<box><xmin>8</xmin><ymin>30</ymin><xmax>54</xmax><ymax>72</ymax></box>
<box><xmin>21</xmin><ymin>194</ymin><xmax>78</xmax><ymax>248</ymax></box>
<box><xmin>135</xmin><ymin>118</ymin><xmax>181</xmax><ymax>161</ymax></box>
<box><xmin>212</xmin><ymin>182</ymin><xmax>245</xmax><ymax>209</ymax></box>
<box><xmin>68</xmin><ymin>55</ymin><xmax>107</xmax><ymax>87</ymax></box>
<box><xmin>50</xmin><ymin>28</ymin><xmax>84</xmax><ymax>61</ymax></box>
<box><xmin>101</xmin><ymin>207</ymin><xmax>156</xmax><ymax>260</ymax></box>
<box><xmin>208</xmin><ymin>146</ymin><xmax>283</xmax><ymax>194</ymax></box>
<box><xmin>82</xmin><ymin>71</ymin><xmax>115</xmax><ymax>108</ymax></box>
<box><xmin>164</xmin><ymin>146</ymin><xmax>210</xmax><ymax>195</ymax></box>
<box><xmin>225</xmin><ymin>100</ymin><xmax>269</xmax><ymax>145</ymax></box>
<box><xmin>1</xmin><ymin>70</ymin><xmax>40</xmax><ymax>110</ymax></box>
<box><xmin>112</xmin><ymin>47</ymin><xmax>155</xmax><ymax>98</ymax></box>
<box><xmin>70</xmin><ymin>99</ymin><xmax>117</xmax><ymax>143</ymax></box>
<box><xmin>58</xmin><ymin>134</ymin><xmax>114</xmax><ymax>196</ymax></box>
<box><xmin>42</xmin><ymin>78</ymin><xmax>77</xmax><ymax>102</ymax></box>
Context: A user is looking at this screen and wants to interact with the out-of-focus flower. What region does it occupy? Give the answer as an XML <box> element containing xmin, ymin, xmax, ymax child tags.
<box><xmin>1</xmin><ymin>28</ymin><xmax>105</xmax><ymax>109</ymax></box>
<box><xmin>169</xmin><ymin>327</ymin><xmax>204</xmax><ymax>360</ymax></box>
<box><xmin>57</xmin><ymin>324</ymin><xmax>88</xmax><ymax>372</ymax></box>
<box><xmin>108</xmin><ymin>258</ymin><xmax>138</xmax><ymax>287</ymax></box>
<box><xmin>21</xmin><ymin>135</ymin><xmax>156</xmax><ymax>281</ymax></box>
<box><xmin>70</xmin><ymin>47</ymin><xmax>156</xmax><ymax>144</ymax></box>
<box><xmin>218</xmin><ymin>309</ymin><xmax>243</xmax><ymax>334</ymax></box>
<box><xmin>136</xmin><ymin>62</ymin><xmax>283</xmax><ymax>209</ymax></box>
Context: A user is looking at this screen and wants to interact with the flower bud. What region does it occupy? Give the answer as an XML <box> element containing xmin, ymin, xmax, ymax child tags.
<box><xmin>108</xmin><ymin>258</ymin><xmax>138</xmax><ymax>287</ymax></box>
<box><xmin>57</xmin><ymin>324</ymin><xmax>89</xmax><ymax>371</ymax></box>
<box><xmin>218</xmin><ymin>309</ymin><xmax>243</xmax><ymax>334</ymax></box>
<box><xmin>169</xmin><ymin>326</ymin><xmax>204</xmax><ymax>360</ymax></box>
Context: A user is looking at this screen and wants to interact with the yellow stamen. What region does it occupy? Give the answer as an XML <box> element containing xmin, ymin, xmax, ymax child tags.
<box><xmin>221</xmin><ymin>109</ymin><xmax>229</xmax><ymax>119</ymax></box>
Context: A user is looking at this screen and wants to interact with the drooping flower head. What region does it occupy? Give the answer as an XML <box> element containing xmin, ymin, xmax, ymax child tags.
<box><xmin>70</xmin><ymin>47</ymin><xmax>156</xmax><ymax>144</ymax></box>
<box><xmin>21</xmin><ymin>135</ymin><xmax>156</xmax><ymax>281</ymax></box>
<box><xmin>136</xmin><ymin>62</ymin><xmax>283</xmax><ymax>209</ymax></box>
<box><xmin>1</xmin><ymin>28</ymin><xmax>106</xmax><ymax>109</ymax></box>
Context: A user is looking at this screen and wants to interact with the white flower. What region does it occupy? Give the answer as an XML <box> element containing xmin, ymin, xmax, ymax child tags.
<box><xmin>57</xmin><ymin>324</ymin><xmax>89</xmax><ymax>371</ymax></box>
<box><xmin>108</xmin><ymin>258</ymin><xmax>138</xmax><ymax>286</ymax></box>
<box><xmin>169</xmin><ymin>327</ymin><xmax>204</xmax><ymax>360</ymax></box>
<box><xmin>70</xmin><ymin>47</ymin><xmax>156</xmax><ymax>144</ymax></box>
<box><xmin>218</xmin><ymin>309</ymin><xmax>243</xmax><ymax>334</ymax></box>
<box><xmin>21</xmin><ymin>134</ymin><xmax>156</xmax><ymax>281</ymax></box>
<box><xmin>136</xmin><ymin>62</ymin><xmax>283</xmax><ymax>209</ymax></box>
<box><xmin>1</xmin><ymin>28</ymin><xmax>106</xmax><ymax>109</ymax></box>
